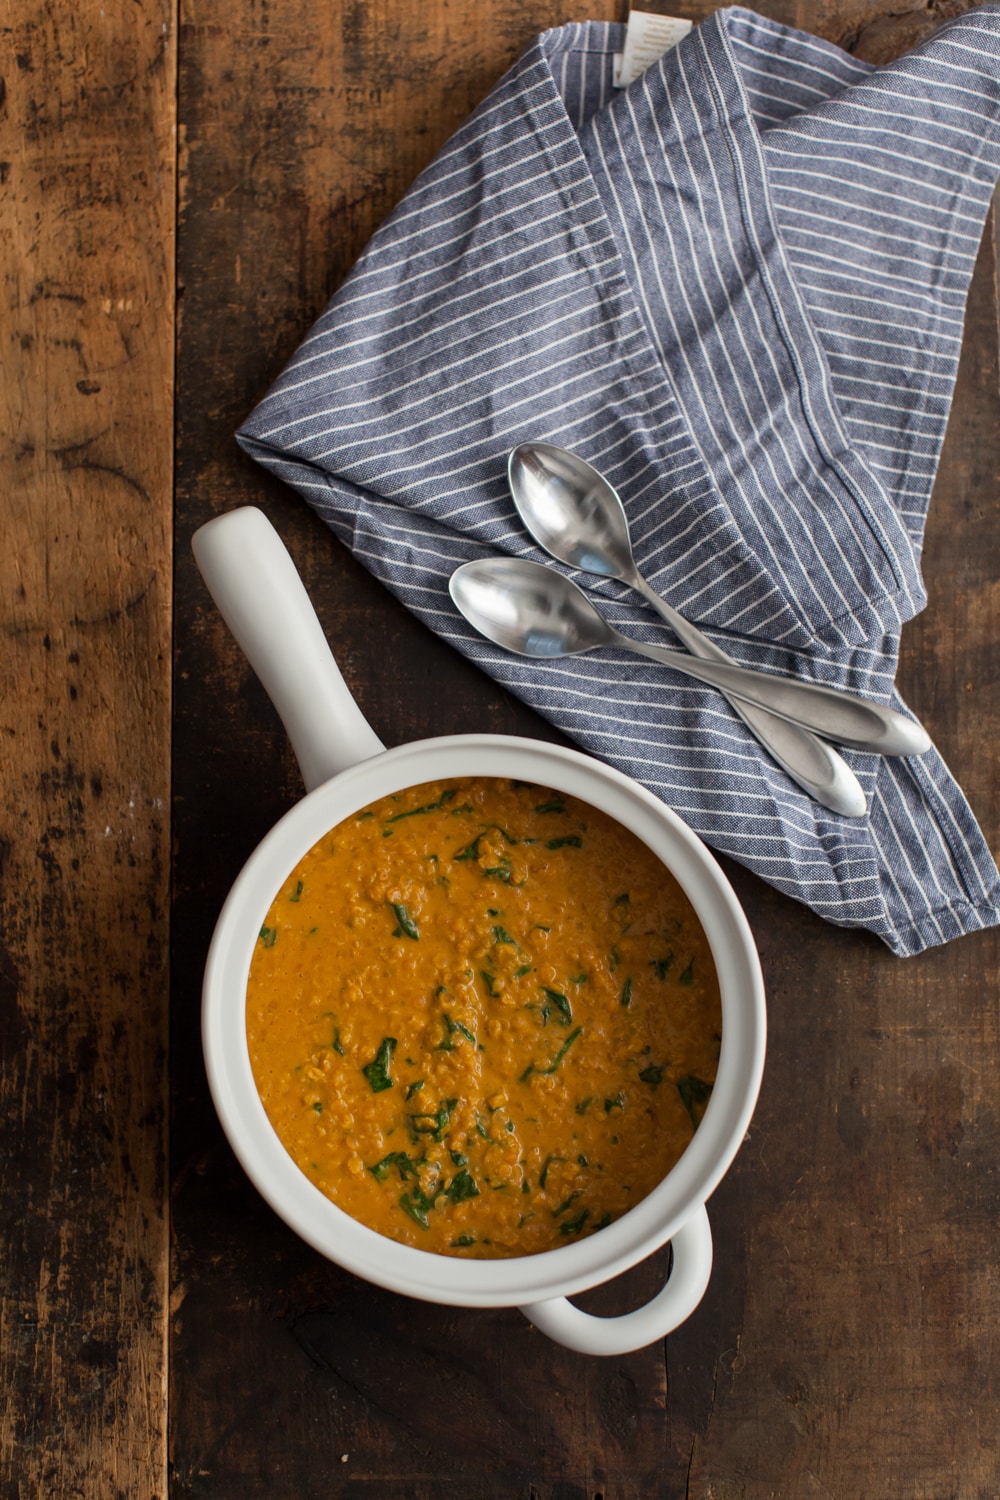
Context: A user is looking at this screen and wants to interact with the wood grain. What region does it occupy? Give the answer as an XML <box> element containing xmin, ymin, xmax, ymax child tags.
<box><xmin>172</xmin><ymin>2</ymin><xmax>1000</xmax><ymax>1497</ymax></box>
<box><xmin>0</xmin><ymin>1</ymin><xmax>175</xmax><ymax>1494</ymax></box>
<box><xmin>4</xmin><ymin>0</ymin><xmax>999</xmax><ymax>1493</ymax></box>
<box><xmin>669</xmin><ymin>209</ymin><xmax>1000</xmax><ymax>1500</ymax></box>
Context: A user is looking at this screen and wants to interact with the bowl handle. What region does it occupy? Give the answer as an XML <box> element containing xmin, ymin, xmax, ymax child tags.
<box><xmin>518</xmin><ymin>1205</ymin><xmax>713</xmax><ymax>1356</ymax></box>
<box><xmin>192</xmin><ymin>507</ymin><xmax>385</xmax><ymax>792</ymax></box>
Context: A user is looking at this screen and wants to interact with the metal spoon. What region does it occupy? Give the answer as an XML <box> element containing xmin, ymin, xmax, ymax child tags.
<box><xmin>449</xmin><ymin>555</ymin><xmax>931</xmax><ymax>758</ymax></box>
<box><xmin>508</xmin><ymin>445</ymin><xmax>863</xmax><ymax>816</ymax></box>
<box><xmin>508</xmin><ymin>443</ymin><xmax>928</xmax><ymax>804</ymax></box>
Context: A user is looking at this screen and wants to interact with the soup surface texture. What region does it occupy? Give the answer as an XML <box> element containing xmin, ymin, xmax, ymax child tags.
<box><xmin>246</xmin><ymin>777</ymin><xmax>721</xmax><ymax>1257</ymax></box>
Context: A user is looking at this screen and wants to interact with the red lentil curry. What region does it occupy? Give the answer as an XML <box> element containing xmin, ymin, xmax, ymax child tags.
<box><xmin>246</xmin><ymin>777</ymin><xmax>721</xmax><ymax>1258</ymax></box>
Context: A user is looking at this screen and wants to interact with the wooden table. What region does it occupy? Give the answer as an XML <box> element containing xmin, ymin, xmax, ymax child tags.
<box><xmin>3</xmin><ymin>2</ymin><xmax>998</xmax><ymax>1494</ymax></box>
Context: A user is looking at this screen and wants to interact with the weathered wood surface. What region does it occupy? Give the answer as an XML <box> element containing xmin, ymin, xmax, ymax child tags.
<box><xmin>3</xmin><ymin>0</ymin><xmax>999</xmax><ymax>1494</ymax></box>
<box><xmin>0</xmin><ymin>1</ymin><xmax>175</xmax><ymax>1495</ymax></box>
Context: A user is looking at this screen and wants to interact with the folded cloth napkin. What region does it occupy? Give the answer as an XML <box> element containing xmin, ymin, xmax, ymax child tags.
<box><xmin>237</xmin><ymin>5</ymin><xmax>1000</xmax><ymax>956</ymax></box>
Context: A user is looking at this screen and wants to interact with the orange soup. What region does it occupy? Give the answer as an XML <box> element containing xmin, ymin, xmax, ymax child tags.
<box><xmin>246</xmin><ymin>776</ymin><xmax>721</xmax><ymax>1257</ymax></box>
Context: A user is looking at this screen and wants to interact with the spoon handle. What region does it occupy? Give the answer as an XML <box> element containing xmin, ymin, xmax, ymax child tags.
<box><xmin>628</xmin><ymin>576</ymin><xmax>866</xmax><ymax>816</ymax></box>
<box><xmin>618</xmin><ymin>629</ymin><xmax>930</xmax><ymax>757</ymax></box>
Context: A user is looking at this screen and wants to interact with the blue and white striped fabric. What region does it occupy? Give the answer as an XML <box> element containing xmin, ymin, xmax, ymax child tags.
<box><xmin>237</xmin><ymin>5</ymin><xmax>1000</xmax><ymax>956</ymax></box>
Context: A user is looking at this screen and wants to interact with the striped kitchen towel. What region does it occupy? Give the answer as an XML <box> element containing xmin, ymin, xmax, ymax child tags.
<box><xmin>237</xmin><ymin>5</ymin><xmax>1000</xmax><ymax>956</ymax></box>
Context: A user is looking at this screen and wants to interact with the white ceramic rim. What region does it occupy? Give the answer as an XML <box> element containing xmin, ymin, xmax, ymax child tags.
<box><xmin>202</xmin><ymin>732</ymin><xmax>766</xmax><ymax>1309</ymax></box>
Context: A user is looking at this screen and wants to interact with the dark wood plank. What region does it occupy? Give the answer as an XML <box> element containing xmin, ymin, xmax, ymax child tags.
<box><xmin>0</xmin><ymin>1</ymin><xmax>175</xmax><ymax>1493</ymax></box>
<box><xmin>171</xmin><ymin>2</ymin><xmax>1000</xmax><ymax>1496</ymax></box>
<box><xmin>670</xmin><ymin>202</ymin><xmax>1000</xmax><ymax>1500</ymax></box>
<box><xmin>171</xmin><ymin>1</ymin><xmax>683</xmax><ymax>1490</ymax></box>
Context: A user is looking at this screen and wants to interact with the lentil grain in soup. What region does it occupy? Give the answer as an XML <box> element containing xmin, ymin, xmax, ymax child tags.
<box><xmin>246</xmin><ymin>777</ymin><xmax>721</xmax><ymax>1258</ymax></box>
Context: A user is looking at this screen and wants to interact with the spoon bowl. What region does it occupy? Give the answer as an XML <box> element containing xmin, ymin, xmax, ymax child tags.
<box><xmin>451</xmin><ymin>552</ymin><xmax>611</xmax><ymax>658</ymax></box>
<box><xmin>449</xmin><ymin>555</ymin><xmax>931</xmax><ymax>759</ymax></box>
<box><xmin>505</xmin><ymin>443</ymin><xmax>925</xmax><ymax>812</ymax></box>
<box><xmin>507</xmin><ymin>443</ymin><xmax>636</xmax><ymax>580</ymax></box>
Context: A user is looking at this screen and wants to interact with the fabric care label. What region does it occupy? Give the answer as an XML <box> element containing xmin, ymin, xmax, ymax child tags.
<box><xmin>613</xmin><ymin>10</ymin><xmax>693</xmax><ymax>87</ymax></box>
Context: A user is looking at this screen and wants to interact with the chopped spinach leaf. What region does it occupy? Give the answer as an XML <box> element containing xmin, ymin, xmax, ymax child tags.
<box><xmin>454</xmin><ymin>833</ymin><xmax>484</xmax><ymax>861</ymax></box>
<box><xmin>444</xmin><ymin>1168</ymin><xmax>480</xmax><ymax>1204</ymax></box>
<box><xmin>560</xmin><ymin>1209</ymin><xmax>590</xmax><ymax>1236</ymax></box>
<box><xmin>390</xmin><ymin>902</ymin><xmax>419</xmax><ymax>940</ymax></box>
<box><xmin>521</xmin><ymin>1026</ymin><xmax>583</xmax><ymax>1082</ymax></box>
<box><xmin>258</xmin><ymin>925</ymin><xmax>277</xmax><ymax>948</ymax></box>
<box><xmin>534</xmin><ymin>796</ymin><xmax>566</xmax><ymax>814</ymax></box>
<box><xmin>362</xmin><ymin>1037</ymin><xmax>397</xmax><ymax>1092</ymax></box>
<box><xmin>539</xmin><ymin>987</ymin><xmax>572</xmax><ymax>1026</ymax></box>
<box><xmin>679</xmin><ymin>959</ymin><xmax>695</xmax><ymax>985</ymax></box>
<box><xmin>385</xmin><ymin>788</ymin><xmax>458</xmax><ymax>823</ymax></box>
<box><xmin>368</xmin><ymin>1151</ymin><xmax>420</xmax><ymax>1183</ymax></box>
<box><xmin>408</xmin><ymin>1098</ymin><xmax>458</xmax><ymax>1142</ymax></box>
<box><xmin>399</xmin><ymin>1191</ymin><xmax>431</xmax><ymax>1229</ymax></box>
<box><xmin>545</xmin><ymin>835</ymin><xmax>582</xmax><ymax>850</ymax></box>
<box><xmin>639</xmin><ymin>1063</ymin><xmax>664</xmax><ymax>1086</ymax></box>
<box><xmin>454</xmin><ymin>825</ymin><xmax>519</xmax><ymax>863</ymax></box>
<box><xmin>539</xmin><ymin>1154</ymin><xmax>564</xmax><ymax>1190</ymax></box>
<box><xmin>678</xmin><ymin>1074</ymin><xmax>713</xmax><ymax>1127</ymax></box>
<box><xmin>288</xmin><ymin>880</ymin><xmax>304</xmax><ymax>902</ymax></box>
<box><xmin>436</xmin><ymin>1013</ymin><xmax>476</xmax><ymax>1050</ymax></box>
<box><xmin>649</xmin><ymin>951</ymin><xmax>674</xmax><ymax>980</ymax></box>
<box><xmin>620</xmin><ymin>977</ymin><xmax>633</xmax><ymax>1008</ymax></box>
